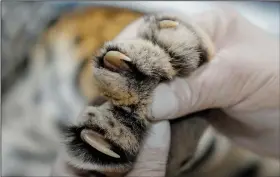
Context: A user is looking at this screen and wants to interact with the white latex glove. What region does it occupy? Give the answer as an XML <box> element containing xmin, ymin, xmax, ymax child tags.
<box><xmin>150</xmin><ymin>8</ymin><xmax>280</xmax><ymax>158</ymax></box>
<box><xmin>51</xmin><ymin>7</ymin><xmax>279</xmax><ymax>176</ymax></box>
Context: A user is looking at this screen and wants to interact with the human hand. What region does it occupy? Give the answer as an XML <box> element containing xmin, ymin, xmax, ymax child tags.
<box><xmin>150</xmin><ymin>8</ymin><xmax>280</xmax><ymax>157</ymax></box>
<box><xmin>51</xmin><ymin>7</ymin><xmax>279</xmax><ymax>177</ymax></box>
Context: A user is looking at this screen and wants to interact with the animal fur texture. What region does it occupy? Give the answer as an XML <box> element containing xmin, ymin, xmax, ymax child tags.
<box><xmin>2</xmin><ymin>5</ymin><xmax>142</xmax><ymax>176</ymax></box>
<box><xmin>2</xmin><ymin>4</ymin><xmax>279</xmax><ymax>177</ymax></box>
<box><xmin>59</xmin><ymin>13</ymin><xmax>280</xmax><ymax>177</ymax></box>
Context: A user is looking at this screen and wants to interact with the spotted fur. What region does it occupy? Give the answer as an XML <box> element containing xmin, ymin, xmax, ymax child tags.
<box><xmin>61</xmin><ymin>13</ymin><xmax>280</xmax><ymax>177</ymax></box>
<box><xmin>3</xmin><ymin>5</ymin><xmax>279</xmax><ymax>177</ymax></box>
<box><xmin>2</xmin><ymin>6</ymin><xmax>142</xmax><ymax>176</ymax></box>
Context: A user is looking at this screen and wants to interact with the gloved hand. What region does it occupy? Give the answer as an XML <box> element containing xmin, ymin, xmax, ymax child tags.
<box><xmin>150</xmin><ymin>8</ymin><xmax>279</xmax><ymax>158</ymax></box>
<box><xmin>51</xmin><ymin>7</ymin><xmax>279</xmax><ymax>177</ymax></box>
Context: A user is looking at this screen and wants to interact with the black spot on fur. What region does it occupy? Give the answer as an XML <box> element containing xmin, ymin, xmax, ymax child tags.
<box><xmin>108</xmin><ymin>120</ymin><xmax>115</xmax><ymax>127</ymax></box>
<box><xmin>88</xmin><ymin>112</ymin><xmax>95</xmax><ymax>117</ymax></box>
<box><xmin>111</xmin><ymin>106</ymin><xmax>148</xmax><ymax>142</ymax></box>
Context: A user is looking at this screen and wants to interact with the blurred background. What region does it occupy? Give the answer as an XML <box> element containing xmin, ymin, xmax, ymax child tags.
<box><xmin>1</xmin><ymin>1</ymin><xmax>279</xmax><ymax>176</ymax></box>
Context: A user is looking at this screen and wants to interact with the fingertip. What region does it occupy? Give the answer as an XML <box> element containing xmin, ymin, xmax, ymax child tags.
<box><xmin>149</xmin><ymin>83</ymin><xmax>179</xmax><ymax>121</ymax></box>
<box><xmin>127</xmin><ymin>121</ymin><xmax>170</xmax><ymax>177</ymax></box>
<box><xmin>192</xmin><ymin>6</ymin><xmax>240</xmax><ymax>43</ymax></box>
<box><xmin>145</xmin><ymin>121</ymin><xmax>171</xmax><ymax>149</ymax></box>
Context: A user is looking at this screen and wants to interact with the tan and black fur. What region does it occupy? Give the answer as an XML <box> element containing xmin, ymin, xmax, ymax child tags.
<box><xmin>60</xmin><ymin>14</ymin><xmax>216</xmax><ymax>176</ymax></box>
<box><xmin>60</xmin><ymin>13</ymin><xmax>280</xmax><ymax>177</ymax></box>
<box><xmin>3</xmin><ymin>4</ymin><xmax>279</xmax><ymax>177</ymax></box>
<box><xmin>2</xmin><ymin>5</ymin><xmax>143</xmax><ymax>176</ymax></box>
